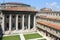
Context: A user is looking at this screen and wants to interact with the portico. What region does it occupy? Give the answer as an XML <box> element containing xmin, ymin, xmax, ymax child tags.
<box><xmin>0</xmin><ymin>2</ymin><xmax>37</xmax><ymax>34</ymax></box>
<box><xmin>1</xmin><ymin>11</ymin><xmax>36</xmax><ymax>34</ymax></box>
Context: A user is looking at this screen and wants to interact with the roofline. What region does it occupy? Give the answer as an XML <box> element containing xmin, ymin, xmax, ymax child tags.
<box><xmin>37</xmin><ymin>20</ymin><xmax>60</xmax><ymax>31</ymax></box>
<box><xmin>38</xmin><ymin>11</ymin><xmax>60</xmax><ymax>13</ymax></box>
<box><xmin>1</xmin><ymin>2</ymin><xmax>31</xmax><ymax>7</ymax></box>
<box><xmin>1</xmin><ymin>10</ymin><xmax>38</xmax><ymax>13</ymax></box>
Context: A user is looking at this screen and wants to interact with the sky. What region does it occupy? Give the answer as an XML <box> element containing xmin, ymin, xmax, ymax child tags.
<box><xmin>0</xmin><ymin>0</ymin><xmax>60</xmax><ymax>11</ymax></box>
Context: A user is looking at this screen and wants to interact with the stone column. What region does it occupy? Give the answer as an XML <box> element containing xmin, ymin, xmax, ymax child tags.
<box><xmin>22</xmin><ymin>14</ymin><xmax>24</xmax><ymax>30</ymax></box>
<box><xmin>2</xmin><ymin>14</ymin><xmax>5</xmax><ymax>33</ymax></box>
<box><xmin>33</xmin><ymin>15</ymin><xmax>36</xmax><ymax>30</ymax></box>
<box><xmin>9</xmin><ymin>14</ymin><xmax>12</xmax><ymax>31</ymax></box>
<box><xmin>16</xmin><ymin>14</ymin><xmax>18</xmax><ymax>31</ymax></box>
<box><xmin>28</xmin><ymin>14</ymin><xmax>30</xmax><ymax>30</ymax></box>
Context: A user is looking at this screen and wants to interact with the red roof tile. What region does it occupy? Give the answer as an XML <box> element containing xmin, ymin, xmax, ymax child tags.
<box><xmin>3</xmin><ymin>6</ymin><xmax>36</xmax><ymax>12</ymax></box>
<box><xmin>38</xmin><ymin>16</ymin><xmax>60</xmax><ymax>20</ymax></box>
<box><xmin>37</xmin><ymin>20</ymin><xmax>60</xmax><ymax>30</ymax></box>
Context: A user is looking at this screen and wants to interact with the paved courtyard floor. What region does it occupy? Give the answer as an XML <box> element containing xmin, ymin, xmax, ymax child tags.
<box><xmin>2</xmin><ymin>29</ymin><xmax>53</xmax><ymax>40</ymax></box>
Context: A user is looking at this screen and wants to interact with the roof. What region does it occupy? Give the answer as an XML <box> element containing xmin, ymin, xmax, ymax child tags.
<box><xmin>39</xmin><ymin>11</ymin><xmax>60</xmax><ymax>13</ymax></box>
<box><xmin>40</xmin><ymin>8</ymin><xmax>52</xmax><ymax>12</ymax></box>
<box><xmin>37</xmin><ymin>20</ymin><xmax>60</xmax><ymax>30</ymax></box>
<box><xmin>0</xmin><ymin>2</ymin><xmax>37</xmax><ymax>12</ymax></box>
<box><xmin>1</xmin><ymin>2</ymin><xmax>30</xmax><ymax>7</ymax></box>
<box><xmin>37</xmin><ymin>16</ymin><xmax>60</xmax><ymax>20</ymax></box>
<box><xmin>1</xmin><ymin>6</ymin><xmax>37</xmax><ymax>12</ymax></box>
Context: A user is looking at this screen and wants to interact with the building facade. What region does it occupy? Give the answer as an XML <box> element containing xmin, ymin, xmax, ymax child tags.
<box><xmin>36</xmin><ymin>8</ymin><xmax>60</xmax><ymax>40</ymax></box>
<box><xmin>0</xmin><ymin>2</ymin><xmax>37</xmax><ymax>34</ymax></box>
<box><xmin>0</xmin><ymin>2</ymin><xmax>60</xmax><ymax>40</ymax></box>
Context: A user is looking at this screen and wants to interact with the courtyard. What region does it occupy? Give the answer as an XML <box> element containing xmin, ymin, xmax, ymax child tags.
<box><xmin>0</xmin><ymin>32</ymin><xmax>46</xmax><ymax>40</ymax></box>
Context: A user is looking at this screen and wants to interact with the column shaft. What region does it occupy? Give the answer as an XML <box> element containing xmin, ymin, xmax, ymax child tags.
<box><xmin>33</xmin><ymin>15</ymin><xmax>36</xmax><ymax>30</ymax></box>
<box><xmin>9</xmin><ymin>14</ymin><xmax>12</xmax><ymax>31</ymax></box>
<box><xmin>16</xmin><ymin>14</ymin><xmax>18</xmax><ymax>31</ymax></box>
<box><xmin>22</xmin><ymin>14</ymin><xmax>24</xmax><ymax>30</ymax></box>
<box><xmin>2</xmin><ymin>14</ymin><xmax>5</xmax><ymax>33</ymax></box>
<box><xmin>28</xmin><ymin>14</ymin><xmax>30</xmax><ymax>30</ymax></box>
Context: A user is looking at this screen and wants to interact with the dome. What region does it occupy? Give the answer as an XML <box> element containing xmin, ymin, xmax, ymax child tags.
<box><xmin>0</xmin><ymin>2</ymin><xmax>36</xmax><ymax>12</ymax></box>
<box><xmin>1</xmin><ymin>2</ymin><xmax>30</xmax><ymax>7</ymax></box>
<box><xmin>40</xmin><ymin>8</ymin><xmax>52</xmax><ymax>11</ymax></box>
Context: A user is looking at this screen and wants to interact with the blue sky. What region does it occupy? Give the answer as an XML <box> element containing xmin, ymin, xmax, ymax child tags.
<box><xmin>0</xmin><ymin>0</ymin><xmax>60</xmax><ymax>11</ymax></box>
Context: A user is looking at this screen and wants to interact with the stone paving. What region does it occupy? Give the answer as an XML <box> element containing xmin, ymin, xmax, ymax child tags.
<box><xmin>37</xmin><ymin>30</ymin><xmax>53</xmax><ymax>40</ymax></box>
<box><xmin>20</xmin><ymin>34</ymin><xmax>25</xmax><ymax>40</ymax></box>
<box><xmin>3</xmin><ymin>30</ymin><xmax>47</xmax><ymax>40</ymax></box>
